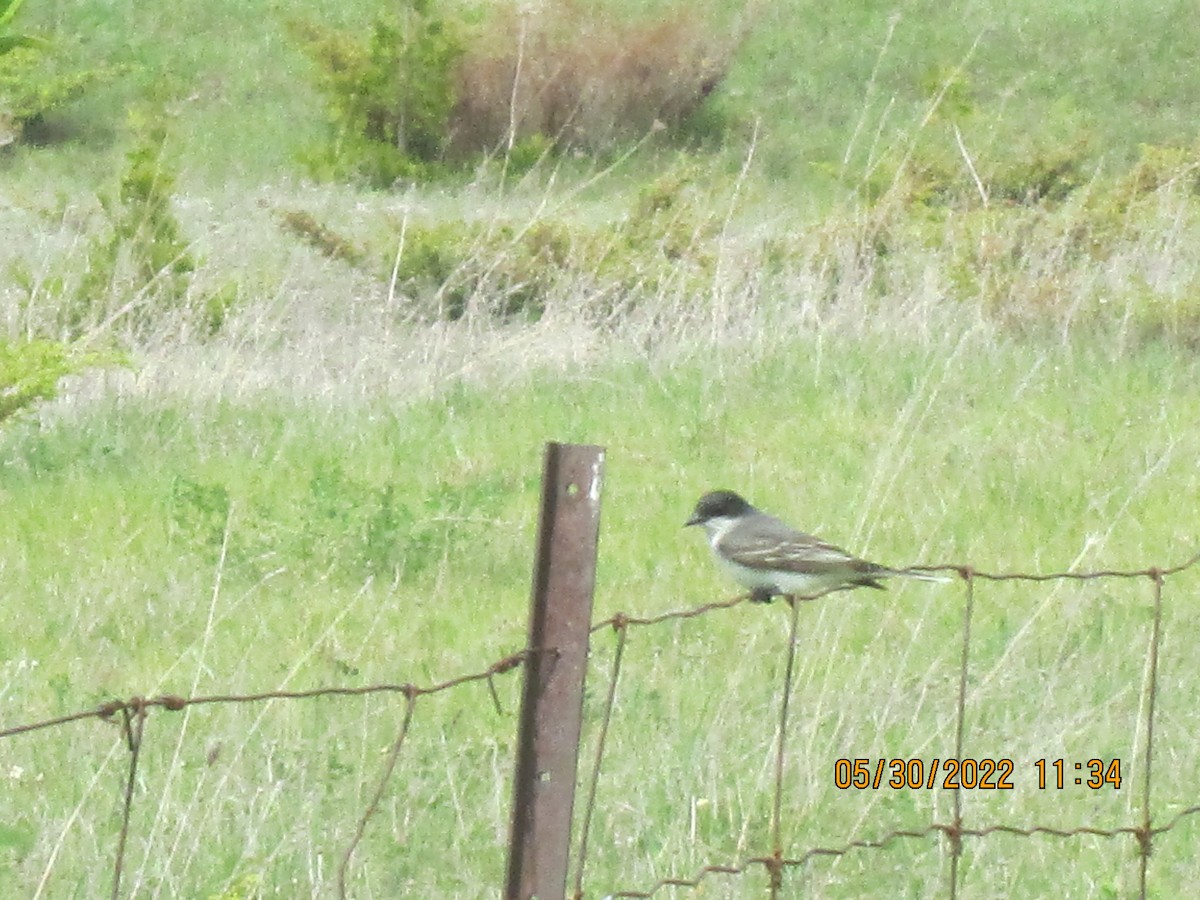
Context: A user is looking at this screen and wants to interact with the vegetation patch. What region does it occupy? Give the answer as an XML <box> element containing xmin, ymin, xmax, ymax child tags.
<box><xmin>451</xmin><ymin>0</ymin><xmax>741</xmax><ymax>155</ymax></box>
<box><xmin>275</xmin><ymin>159</ymin><xmax>724</xmax><ymax>324</ymax></box>
<box><xmin>10</xmin><ymin>111</ymin><xmax>238</xmax><ymax>341</ymax></box>
<box><xmin>0</xmin><ymin>0</ymin><xmax>109</xmax><ymax>146</ymax></box>
<box><xmin>0</xmin><ymin>338</ymin><xmax>124</xmax><ymax>425</ymax></box>
<box><xmin>288</xmin><ymin>0</ymin><xmax>464</xmax><ymax>186</ymax></box>
<box><xmin>6</xmin><ymin>4</ymin><xmax>1200</xmax><ymax>895</ymax></box>
<box><xmin>288</xmin><ymin>0</ymin><xmax>743</xmax><ymax>185</ymax></box>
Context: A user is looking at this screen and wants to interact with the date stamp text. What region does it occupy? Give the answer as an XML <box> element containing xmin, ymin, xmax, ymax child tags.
<box><xmin>832</xmin><ymin>758</ymin><xmax>1122</xmax><ymax>791</ymax></box>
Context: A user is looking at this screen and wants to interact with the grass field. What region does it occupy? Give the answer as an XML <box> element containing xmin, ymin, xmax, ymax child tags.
<box><xmin>3</xmin><ymin>336</ymin><xmax>1199</xmax><ymax>897</ymax></box>
<box><xmin>3</xmin><ymin>0</ymin><xmax>1200</xmax><ymax>897</ymax></box>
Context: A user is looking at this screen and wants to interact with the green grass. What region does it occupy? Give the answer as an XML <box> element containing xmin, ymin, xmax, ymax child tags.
<box><xmin>737</xmin><ymin>0</ymin><xmax>1200</xmax><ymax>183</ymax></box>
<box><xmin>8</xmin><ymin>0</ymin><xmax>1200</xmax><ymax>194</ymax></box>
<box><xmin>4</xmin><ymin>0</ymin><xmax>1200</xmax><ymax>896</ymax></box>
<box><xmin>2</xmin><ymin>334</ymin><xmax>1199</xmax><ymax>895</ymax></box>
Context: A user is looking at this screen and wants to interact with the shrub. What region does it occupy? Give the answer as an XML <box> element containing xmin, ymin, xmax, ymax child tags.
<box><xmin>1124</xmin><ymin>286</ymin><xmax>1200</xmax><ymax>350</ymax></box>
<box><xmin>65</xmin><ymin>111</ymin><xmax>197</xmax><ymax>337</ymax></box>
<box><xmin>986</xmin><ymin>136</ymin><xmax>1092</xmax><ymax>204</ymax></box>
<box><xmin>289</xmin><ymin>0</ymin><xmax>745</xmax><ymax>184</ymax></box>
<box><xmin>276</xmin><ymin>158</ymin><xmax>723</xmax><ymax>324</ymax></box>
<box><xmin>7</xmin><ymin>110</ymin><xmax>236</xmax><ymax>342</ymax></box>
<box><xmin>0</xmin><ymin>339</ymin><xmax>125</xmax><ymax>425</ymax></box>
<box><xmin>276</xmin><ymin>209</ymin><xmax>365</xmax><ymax>266</ymax></box>
<box><xmin>1118</xmin><ymin>141</ymin><xmax>1200</xmax><ymax>200</ymax></box>
<box><xmin>0</xmin><ymin>0</ymin><xmax>108</xmax><ymax>146</ymax></box>
<box><xmin>288</xmin><ymin>0</ymin><xmax>464</xmax><ymax>186</ymax></box>
<box><xmin>388</xmin><ymin>219</ymin><xmax>559</xmax><ymax>321</ymax></box>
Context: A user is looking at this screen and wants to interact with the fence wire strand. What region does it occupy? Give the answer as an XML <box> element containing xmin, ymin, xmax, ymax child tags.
<box><xmin>2</xmin><ymin>552</ymin><xmax>1198</xmax><ymax>898</ymax></box>
<box><xmin>338</xmin><ymin>689</ymin><xmax>418</xmax><ymax>900</ymax></box>
<box><xmin>572</xmin><ymin>617</ymin><xmax>629</xmax><ymax>900</ymax></box>
<box><xmin>1138</xmin><ymin>569</ymin><xmax>1165</xmax><ymax>897</ymax></box>
<box><xmin>948</xmin><ymin>569</ymin><xmax>975</xmax><ymax>897</ymax></box>
<box><xmin>111</xmin><ymin>700</ymin><xmax>146</xmax><ymax>900</ymax></box>
<box><xmin>598</xmin><ymin>553</ymin><xmax>1198</xmax><ymax>900</ymax></box>
<box><xmin>768</xmin><ymin>595</ymin><xmax>804</xmax><ymax>898</ymax></box>
<box><xmin>603</xmin><ymin>808</ymin><xmax>1200</xmax><ymax>899</ymax></box>
<box><xmin>0</xmin><ymin>651</ymin><xmax>531</xmax><ymax>742</ymax></box>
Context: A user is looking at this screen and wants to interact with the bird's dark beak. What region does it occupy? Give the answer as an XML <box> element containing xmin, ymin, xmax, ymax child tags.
<box><xmin>684</xmin><ymin>513</ymin><xmax>702</xmax><ymax>528</ymax></box>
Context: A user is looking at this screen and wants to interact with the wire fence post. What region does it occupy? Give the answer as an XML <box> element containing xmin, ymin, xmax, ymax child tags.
<box><xmin>505</xmin><ymin>442</ymin><xmax>605</xmax><ymax>900</ymax></box>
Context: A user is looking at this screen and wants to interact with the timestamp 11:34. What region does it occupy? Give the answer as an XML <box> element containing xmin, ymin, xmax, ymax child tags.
<box><xmin>1035</xmin><ymin>758</ymin><xmax>1121</xmax><ymax>789</ymax></box>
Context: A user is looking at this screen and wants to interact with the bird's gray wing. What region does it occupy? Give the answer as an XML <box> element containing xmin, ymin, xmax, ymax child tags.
<box><xmin>719</xmin><ymin>514</ymin><xmax>888</xmax><ymax>578</ymax></box>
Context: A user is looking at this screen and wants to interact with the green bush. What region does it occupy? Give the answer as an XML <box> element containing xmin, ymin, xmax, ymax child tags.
<box><xmin>62</xmin><ymin>110</ymin><xmax>228</xmax><ymax>339</ymax></box>
<box><xmin>0</xmin><ymin>339</ymin><xmax>125</xmax><ymax>425</ymax></box>
<box><xmin>387</xmin><ymin>219</ymin><xmax>558</xmax><ymax>321</ymax></box>
<box><xmin>275</xmin><ymin>209</ymin><xmax>365</xmax><ymax>266</ymax></box>
<box><xmin>290</xmin><ymin>1</ymin><xmax>742</xmax><ymax>184</ymax></box>
<box><xmin>289</xmin><ymin>0</ymin><xmax>464</xmax><ymax>187</ymax></box>
<box><xmin>380</xmin><ymin>207</ymin><xmax>709</xmax><ymax>324</ymax></box>
<box><xmin>274</xmin><ymin>159</ymin><xmax>724</xmax><ymax>324</ymax></box>
<box><xmin>0</xmin><ymin>0</ymin><xmax>107</xmax><ymax>146</ymax></box>
<box><xmin>1119</xmin><ymin>141</ymin><xmax>1200</xmax><ymax>200</ymax></box>
<box><xmin>3</xmin><ymin>108</ymin><xmax>242</xmax><ymax>342</ymax></box>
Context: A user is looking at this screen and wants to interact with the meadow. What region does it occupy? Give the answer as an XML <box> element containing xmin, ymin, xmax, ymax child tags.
<box><xmin>3</xmin><ymin>0</ymin><xmax>1200</xmax><ymax>897</ymax></box>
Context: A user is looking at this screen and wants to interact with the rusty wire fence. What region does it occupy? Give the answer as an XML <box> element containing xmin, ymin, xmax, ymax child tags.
<box><xmin>580</xmin><ymin>553</ymin><xmax>1200</xmax><ymax>899</ymax></box>
<box><xmin>3</xmin><ymin>553</ymin><xmax>1199</xmax><ymax>898</ymax></box>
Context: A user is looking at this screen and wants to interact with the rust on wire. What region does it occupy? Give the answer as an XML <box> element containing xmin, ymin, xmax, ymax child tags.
<box><xmin>591</xmin><ymin>594</ymin><xmax>749</xmax><ymax>631</ymax></box>
<box><xmin>0</xmin><ymin>655</ymin><xmax>531</xmax><ymax>742</ymax></box>
<box><xmin>487</xmin><ymin>673</ymin><xmax>504</xmax><ymax>715</ymax></box>
<box><xmin>910</xmin><ymin>549</ymin><xmax>1200</xmax><ymax>583</ymax></box>
<box><xmin>605</xmin><ymin>808</ymin><xmax>1200</xmax><ymax>899</ymax></box>
<box><xmin>505</xmin><ymin>442</ymin><xmax>605</xmax><ymax>900</ymax></box>
<box><xmin>590</xmin><ymin>582</ymin><xmax>843</xmax><ymax>635</ymax></box>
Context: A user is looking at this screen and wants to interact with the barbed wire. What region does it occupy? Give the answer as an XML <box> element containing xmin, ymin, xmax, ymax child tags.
<box><xmin>584</xmin><ymin>551</ymin><xmax>1200</xmax><ymax>900</ymax></box>
<box><xmin>2</xmin><ymin>551</ymin><xmax>1198</xmax><ymax>898</ymax></box>
<box><xmin>0</xmin><ymin>650</ymin><xmax>532</xmax><ymax>742</ymax></box>
<box><xmin>602</xmin><ymin>807</ymin><xmax>1200</xmax><ymax>899</ymax></box>
<box><xmin>0</xmin><ymin>649</ymin><xmax>534</xmax><ymax>899</ymax></box>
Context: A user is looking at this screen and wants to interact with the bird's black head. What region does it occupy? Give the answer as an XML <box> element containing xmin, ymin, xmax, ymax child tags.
<box><xmin>685</xmin><ymin>490</ymin><xmax>755</xmax><ymax>527</ymax></box>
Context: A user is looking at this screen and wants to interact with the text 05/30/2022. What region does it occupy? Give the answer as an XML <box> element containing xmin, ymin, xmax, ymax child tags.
<box><xmin>833</xmin><ymin>758</ymin><xmax>1123</xmax><ymax>791</ymax></box>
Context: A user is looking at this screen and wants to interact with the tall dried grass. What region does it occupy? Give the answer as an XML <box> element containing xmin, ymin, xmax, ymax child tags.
<box><xmin>450</xmin><ymin>0</ymin><xmax>747</xmax><ymax>155</ymax></box>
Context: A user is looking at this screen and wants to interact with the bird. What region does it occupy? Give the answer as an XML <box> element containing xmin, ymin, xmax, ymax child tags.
<box><xmin>685</xmin><ymin>489</ymin><xmax>944</xmax><ymax>602</ymax></box>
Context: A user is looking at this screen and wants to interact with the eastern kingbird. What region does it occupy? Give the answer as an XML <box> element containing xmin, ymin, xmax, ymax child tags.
<box><xmin>685</xmin><ymin>489</ymin><xmax>944</xmax><ymax>602</ymax></box>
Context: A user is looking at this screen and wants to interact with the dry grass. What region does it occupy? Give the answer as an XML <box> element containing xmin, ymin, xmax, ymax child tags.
<box><xmin>450</xmin><ymin>0</ymin><xmax>748</xmax><ymax>155</ymax></box>
<box><xmin>8</xmin><ymin>149</ymin><xmax>1200</xmax><ymax>412</ymax></box>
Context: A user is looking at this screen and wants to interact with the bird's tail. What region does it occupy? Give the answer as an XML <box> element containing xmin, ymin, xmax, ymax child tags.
<box><xmin>891</xmin><ymin>568</ymin><xmax>954</xmax><ymax>584</ymax></box>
